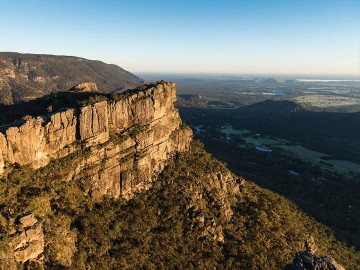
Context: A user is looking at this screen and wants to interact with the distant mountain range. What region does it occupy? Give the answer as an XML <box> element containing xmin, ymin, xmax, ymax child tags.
<box><xmin>0</xmin><ymin>52</ymin><xmax>144</xmax><ymax>104</ymax></box>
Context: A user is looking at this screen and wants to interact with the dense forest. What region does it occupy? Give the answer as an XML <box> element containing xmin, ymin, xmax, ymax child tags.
<box><xmin>0</xmin><ymin>141</ymin><xmax>359</xmax><ymax>269</ymax></box>
<box><xmin>178</xmin><ymin>104</ymin><xmax>360</xmax><ymax>250</ymax></box>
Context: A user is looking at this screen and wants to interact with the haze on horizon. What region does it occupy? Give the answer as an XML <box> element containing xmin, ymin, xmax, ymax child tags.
<box><xmin>0</xmin><ymin>0</ymin><xmax>359</xmax><ymax>76</ymax></box>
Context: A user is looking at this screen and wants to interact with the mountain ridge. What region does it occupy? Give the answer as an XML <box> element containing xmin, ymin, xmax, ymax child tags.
<box><xmin>0</xmin><ymin>52</ymin><xmax>144</xmax><ymax>104</ymax></box>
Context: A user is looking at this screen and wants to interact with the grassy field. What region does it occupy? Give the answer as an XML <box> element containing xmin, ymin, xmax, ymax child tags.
<box><xmin>329</xmin><ymin>160</ymin><xmax>360</xmax><ymax>174</ymax></box>
<box><xmin>293</xmin><ymin>95</ymin><xmax>360</xmax><ymax>107</ymax></box>
<box><xmin>220</xmin><ymin>124</ymin><xmax>360</xmax><ymax>178</ymax></box>
<box><xmin>221</xmin><ymin>124</ymin><xmax>251</xmax><ymax>135</ymax></box>
<box><xmin>279</xmin><ymin>145</ymin><xmax>359</xmax><ymax>176</ymax></box>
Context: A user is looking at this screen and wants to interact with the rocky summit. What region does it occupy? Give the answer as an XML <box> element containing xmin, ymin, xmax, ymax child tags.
<box><xmin>0</xmin><ymin>82</ymin><xmax>192</xmax><ymax>199</ymax></box>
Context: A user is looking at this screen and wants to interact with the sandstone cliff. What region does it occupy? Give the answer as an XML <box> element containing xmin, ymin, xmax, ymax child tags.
<box><xmin>0</xmin><ymin>82</ymin><xmax>192</xmax><ymax>199</ymax></box>
<box><xmin>0</xmin><ymin>81</ymin><xmax>192</xmax><ymax>268</ymax></box>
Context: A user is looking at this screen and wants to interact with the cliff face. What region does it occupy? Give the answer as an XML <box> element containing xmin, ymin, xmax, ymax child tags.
<box><xmin>0</xmin><ymin>82</ymin><xmax>192</xmax><ymax>199</ymax></box>
<box><xmin>0</xmin><ymin>52</ymin><xmax>144</xmax><ymax>104</ymax></box>
<box><xmin>11</xmin><ymin>214</ymin><xmax>44</xmax><ymax>265</ymax></box>
<box><xmin>0</xmin><ymin>81</ymin><xmax>354</xmax><ymax>269</ymax></box>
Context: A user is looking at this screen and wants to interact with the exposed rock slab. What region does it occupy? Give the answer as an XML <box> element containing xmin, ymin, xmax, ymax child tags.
<box><xmin>0</xmin><ymin>82</ymin><xmax>193</xmax><ymax>199</ymax></box>
<box><xmin>10</xmin><ymin>214</ymin><xmax>44</xmax><ymax>264</ymax></box>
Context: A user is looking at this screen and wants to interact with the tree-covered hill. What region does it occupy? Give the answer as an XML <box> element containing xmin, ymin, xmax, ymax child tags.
<box><xmin>0</xmin><ymin>52</ymin><xmax>144</xmax><ymax>104</ymax></box>
<box><xmin>0</xmin><ymin>141</ymin><xmax>358</xmax><ymax>269</ymax></box>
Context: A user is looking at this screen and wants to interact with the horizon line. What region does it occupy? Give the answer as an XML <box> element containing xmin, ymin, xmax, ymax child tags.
<box><xmin>134</xmin><ymin>71</ymin><xmax>360</xmax><ymax>78</ymax></box>
<box><xmin>1</xmin><ymin>51</ymin><xmax>359</xmax><ymax>79</ymax></box>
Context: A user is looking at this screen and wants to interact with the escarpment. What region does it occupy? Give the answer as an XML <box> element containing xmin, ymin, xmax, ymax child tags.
<box><xmin>0</xmin><ymin>82</ymin><xmax>192</xmax><ymax>199</ymax></box>
<box><xmin>0</xmin><ymin>81</ymin><xmax>357</xmax><ymax>269</ymax></box>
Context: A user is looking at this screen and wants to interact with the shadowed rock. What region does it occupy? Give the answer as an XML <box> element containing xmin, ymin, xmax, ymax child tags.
<box><xmin>283</xmin><ymin>238</ymin><xmax>346</xmax><ymax>270</ymax></box>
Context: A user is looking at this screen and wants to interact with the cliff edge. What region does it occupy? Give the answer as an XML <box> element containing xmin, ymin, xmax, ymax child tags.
<box><xmin>0</xmin><ymin>82</ymin><xmax>192</xmax><ymax>199</ymax></box>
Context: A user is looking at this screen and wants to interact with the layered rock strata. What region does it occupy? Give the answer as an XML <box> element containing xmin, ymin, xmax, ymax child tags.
<box><xmin>0</xmin><ymin>82</ymin><xmax>192</xmax><ymax>199</ymax></box>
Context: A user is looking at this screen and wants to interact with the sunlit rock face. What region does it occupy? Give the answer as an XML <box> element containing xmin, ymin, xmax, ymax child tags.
<box><xmin>0</xmin><ymin>82</ymin><xmax>193</xmax><ymax>199</ymax></box>
<box><xmin>11</xmin><ymin>214</ymin><xmax>44</xmax><ymax>264</ymax></box>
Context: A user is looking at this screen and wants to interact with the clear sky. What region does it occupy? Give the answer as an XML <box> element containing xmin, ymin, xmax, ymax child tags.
<box><xmin>0</xmin><ymin>0</ymin><xmax>359</xmax><ymax>75</ymax></box>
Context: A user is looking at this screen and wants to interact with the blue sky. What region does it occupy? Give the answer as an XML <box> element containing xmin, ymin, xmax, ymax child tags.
<box><xmin>0</xmin><ymin>0</ymin><xmax>359</xmax><ymax>75</ymax></box>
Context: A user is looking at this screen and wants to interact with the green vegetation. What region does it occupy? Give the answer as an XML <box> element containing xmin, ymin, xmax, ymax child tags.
<box><xmin>198</xmin><ymin>133</ymin><xmax>360</xmax><ymax>248</ymax></box>
<box><xmin>0</xmin><ymin>141</ymin><xmax>359</xmax><ymax>269</ymax></box>
<box><xmin>118</xmin><ymin>152</ymin><xmax>135</xmax><ymax>163</ymax></box>
<box><xmin>108</xmin><ymin>132</ymin><xmax>129</xmax><ymax>145</ymax></box>
<box><xmin>220</xmin><ymin>124</ymin><xmax>360</xmax><ymax>177</ymax></box>
<box><xmin>0</xmin><ymin>52</ymin><xmax>144</xmax><ymax>105</ymax></box>
<box><xmin>294</xmin><ymin>94</ymin><xmax>360</xmax><ymax>108</ymax></box>
<box><xmin>179</xmin><ymin>101</ymin><xmax>360</xmax><ymax>251</ymax></box>
<box><xmin>79</xmin><ymin>94</ymin><xmax>109</xmax><ymax>106</ymax></box>
<box><xmin>21</xmin><ymin>115</ymin><xmax>33</xmax><ymax>121</ymax></box>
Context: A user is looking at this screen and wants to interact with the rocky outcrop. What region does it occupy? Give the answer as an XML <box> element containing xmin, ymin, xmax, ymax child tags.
<box><xmin>10</xmin><ymin>214</ymin><xmax>44</xmax><ymax>265</ymax></box>
<box><xmin>284</xmin><ymin>239</ymin><xmax>346</xmax><ymax>270</ymax></box>
<box><xmin>0</xmin><ymin>81</ymin><xmax>193</xmax><ymax>268</ymax></box>
<box><xmin>190</xmin><ymin>170</ymin><xmax>243</xmax><ymax>243</ymax></box>
<box><xmin>69</xmin><ymin>82</ymin><xmax>98</xmax><ymax>92</ymax></box>
<box><xmin>284</xmin><ymin>251</ymin><xmax>346</xmax><ymax>270</ymax></box>
<box><xmin>0</xmin><ymin>109</ymin><xmax>78</xmax><ymax>172</ymax></box>
<box><xmin>0</xmin><ymin>82</ymin><xmax>192</xmax><ymax>199</ymax></box>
